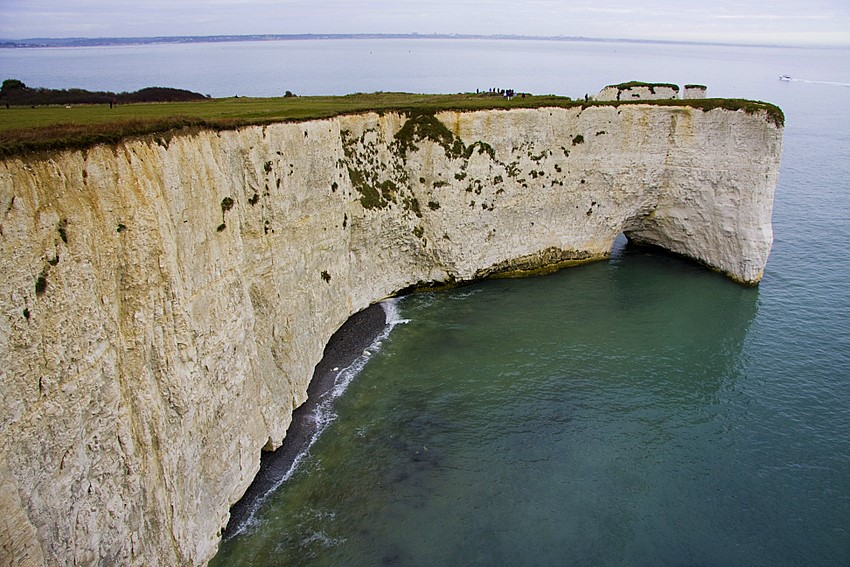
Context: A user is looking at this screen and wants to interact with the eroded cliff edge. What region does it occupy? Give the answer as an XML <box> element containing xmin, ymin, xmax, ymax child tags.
<box><xmin>0</xmin><ymin>104</ymin><xmax>782</xmax><ymax>566</ymax></box>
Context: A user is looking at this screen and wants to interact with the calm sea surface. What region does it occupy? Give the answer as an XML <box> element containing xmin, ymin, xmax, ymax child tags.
<box><xmin>3</xmin><ymin>38</ymin><xmax>849</xmax><ymax>566</ymax></box>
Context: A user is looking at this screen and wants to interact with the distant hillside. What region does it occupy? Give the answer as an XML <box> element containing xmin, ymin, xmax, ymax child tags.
<box><xmin>0</xmin><ymin>79</ymin><xmax>208</xmax><ymax>106</ymax></box>
<box><xmin>0</xmin><ymin>34</ymin><xmax>584</xmax><ymax>48</ymax></box>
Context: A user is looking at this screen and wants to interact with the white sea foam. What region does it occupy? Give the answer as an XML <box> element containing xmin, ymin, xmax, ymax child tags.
<box><xmin>299</xmin><ymin>531</ymin><xmax>346</xmax><ymax>549</ymax></box>
<box><xmin>381</xmin><ymin>296</ymin><xmax>412</xmax><ymax>328</ymax></box>
<box><xmin>449</xmin><ymin>288</ymin><xmax>483</xmax><ymax>300</ymax></box>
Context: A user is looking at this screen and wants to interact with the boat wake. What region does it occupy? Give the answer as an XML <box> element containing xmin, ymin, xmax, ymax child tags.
<box><xmin>781</xmin><ymin>76</ymin><xmax>850</xmax><ymax>88</ymax></box>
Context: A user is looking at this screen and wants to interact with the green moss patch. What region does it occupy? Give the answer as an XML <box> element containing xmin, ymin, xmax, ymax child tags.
<box><xmin>394</xmin><ymin>112</ymin><xmax>464</xmax><ymax>159</ymax></box>
<box><xmin>475</xmin><ymin>247</ymin><xmax>605</xmax><ymax>279</ymax></box>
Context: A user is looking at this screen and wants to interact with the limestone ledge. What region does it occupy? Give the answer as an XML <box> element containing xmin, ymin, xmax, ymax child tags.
<box><xmin>0</xmin><ymin>104</ymin><xmax>782</xmax><ymax>566</ymax></box>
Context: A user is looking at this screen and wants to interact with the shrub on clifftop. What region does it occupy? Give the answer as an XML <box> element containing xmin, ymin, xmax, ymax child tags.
<box><xmin>0</xmin><ymin>79</ymin><xmax>208</xmax><ymax>106</ymax></box>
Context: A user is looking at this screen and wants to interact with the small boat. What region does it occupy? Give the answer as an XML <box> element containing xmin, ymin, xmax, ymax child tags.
<box><xmin>779</xmin><ymin>75</ymin><xmax>792</xmax><ymax>81</ymax></box>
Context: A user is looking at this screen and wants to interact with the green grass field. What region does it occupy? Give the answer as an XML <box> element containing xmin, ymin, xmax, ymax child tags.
<box><xmin>0</xmin><ymin>92</ymin><xmax>783</xmax><ymax>158</ymax></box>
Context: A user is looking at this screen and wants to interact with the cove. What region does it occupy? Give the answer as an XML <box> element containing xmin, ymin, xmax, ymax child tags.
<box><xmin>212</xmin><ymin>240</ymin><xmax>811</xmax><ymax>566</ymax></box>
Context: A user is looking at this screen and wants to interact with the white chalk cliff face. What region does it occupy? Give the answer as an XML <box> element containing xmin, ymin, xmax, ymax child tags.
<box><xmin>594</xmin><ymin>84</ymin><xmax>680</xmax><ymax>101</ymax></box>
<box><xmin>0</xmin><ymin>104</ymin><xmax>782</xmax><ymax>566</ymax></box>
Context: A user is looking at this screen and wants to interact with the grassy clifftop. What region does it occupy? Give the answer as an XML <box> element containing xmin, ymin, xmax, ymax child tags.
<box><xmin>0</xmin><ymin>91</ymin><xmax>784</xmax><ymax>158</ymax></box>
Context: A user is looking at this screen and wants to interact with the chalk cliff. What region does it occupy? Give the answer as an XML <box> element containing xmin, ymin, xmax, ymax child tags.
<box><xmin>594</xmin><ymin>82</ymin><xmax>680</xmax><ymax>101</ymax></box>
<box><xmin>0</xmin><ymin>103</ymin><xmax>782</xmax><ymax>566</ymax></box>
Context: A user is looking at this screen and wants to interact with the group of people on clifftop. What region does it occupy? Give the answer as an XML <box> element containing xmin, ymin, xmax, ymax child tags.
<box><xmin>477</xmin><ymin>87</ymin><xmax>520</xmax><ymax>99</ymax></box>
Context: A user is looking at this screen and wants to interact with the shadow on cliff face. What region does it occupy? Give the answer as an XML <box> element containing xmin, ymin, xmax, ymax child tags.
<box><xmin>223</xmin><ymin>303</ymin><xmax>388</xmax><ymax>539</ymax></box>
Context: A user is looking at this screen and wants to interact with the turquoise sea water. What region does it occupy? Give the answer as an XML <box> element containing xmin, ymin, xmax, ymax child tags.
<box><xmin>4</xmin><ymin>38</ymin><xmax>849</xmax><ymax>566</ymax></box>
<box><xmin>213</xmin><ymin>249</ymin><xmax>849</xmax><ymax>565</ymax></box>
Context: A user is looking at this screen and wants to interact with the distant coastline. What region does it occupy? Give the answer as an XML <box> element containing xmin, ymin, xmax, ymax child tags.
<box><xmin>0</xmin><ymin>33</ymin><xmax>797</xmax><ymax>50</ymax></box>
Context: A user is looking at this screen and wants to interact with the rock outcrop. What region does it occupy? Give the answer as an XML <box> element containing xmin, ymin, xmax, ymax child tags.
<box><xmin>594</xmin><ymin>81</ymin><xmax>680</xmax><ymax>101</ymax></box>
<box><xmin>684</xmin><ymin>84</ymin><xmax>708</xmax><ymax>99</ymax></box>
<box><xmin>0</xmin><ymin>102</ymin><xmax>782</xmax><ymax>566</ymax></box>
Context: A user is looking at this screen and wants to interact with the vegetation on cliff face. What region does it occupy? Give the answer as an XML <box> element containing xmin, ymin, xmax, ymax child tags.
<box><xmin>393</xmin><ymin>111</ymin><xmax>465</xmax><ymax>159</ymax></box>
<box><xmin>0</xmin><ymin>90</ymin><xmax>784</xmax><ymax>157</ymax></box>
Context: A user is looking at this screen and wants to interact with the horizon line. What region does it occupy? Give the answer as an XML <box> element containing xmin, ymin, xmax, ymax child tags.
<box><xmin>0</xmin><ymin>32</ymin><xmax>836</xmax><ymax>50</ymax></box>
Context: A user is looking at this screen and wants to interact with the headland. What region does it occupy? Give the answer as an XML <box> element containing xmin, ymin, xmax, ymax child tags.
<box><xmin>0</xmin><ymin>84</ymin><xmax>783</xmax><ymax>565</ymax></box>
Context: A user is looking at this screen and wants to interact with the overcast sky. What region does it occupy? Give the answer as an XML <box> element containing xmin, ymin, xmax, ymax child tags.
<box><xmin>1</xmin><ymin>0</ymin><xmax>849</xmax><ymax>47</ymax></box>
